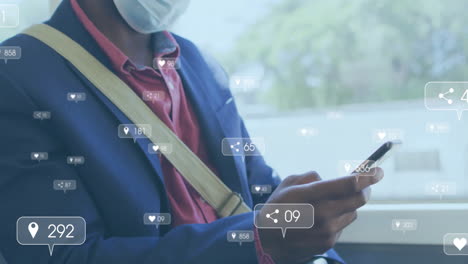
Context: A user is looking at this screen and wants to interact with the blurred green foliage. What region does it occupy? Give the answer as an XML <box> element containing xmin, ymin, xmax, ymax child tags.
<box><xmin>223</xmin><ymin>0</ymin><xmax>468</xmax><ymax>110</ymax></box>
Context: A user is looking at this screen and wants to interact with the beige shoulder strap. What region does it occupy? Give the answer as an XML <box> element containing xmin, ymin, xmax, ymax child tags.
<box><xmin>22</xmin><ymin>24</ymin><xmax>251</xmax><ymax>217</ymax></box>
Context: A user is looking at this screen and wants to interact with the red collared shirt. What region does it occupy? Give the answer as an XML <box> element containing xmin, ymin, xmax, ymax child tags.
<box><xmin>71</xmin><ymin>0</ymin><xmax>219</xmax><ymax>227</ymax></box>
<box><xmin>70</xmin><ymin>0</ymin><xmax>274</xmax><ymax>263</ymax></box>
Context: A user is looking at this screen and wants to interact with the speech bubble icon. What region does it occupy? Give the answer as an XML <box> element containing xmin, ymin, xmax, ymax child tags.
<box><xmin>391</xmin><ymin>219</ymin><xmax>418</xmax><ymax>233</ymax></box>
<box><xmin>147</xmin><ymin>143</ymin><xmax>173</xmax><ymax>155</ymax></box>
<box><xmin>425</xmin><ymin>82</ymin><xmax>468</xmax><ymax>120</ymax></box>
<box><xmin>221</xmin><ymin>138</ymin><xmax>266</xmax><ymax>157</ymax></box>
<box><xmin>17</xmin><ymin>216</ymin><xmax>86</xmax><ymax>256</ymax></box>
<box><xmin>227</xmin><ymin>230</ymin><xmax>255</xmax><ymax>245</ymax></box>
<box><xmin>444</xmin><ymin>233</ymin><xmax>468</xmax><ymax>255</ymax></box>
<box><xmin>254</xmin><ymin>203</ymin><xmax>314</xmax><ymax>238</ymax></box>
<box><xmin>0</xmin><ymin>5</ymin><xmax>19</xmax><ymax>28</ymax></box>
<box><xmin>372</xmin><ymin>129</ymin><xmax>404</xmax><ymax>143</ymax></box>
<box><xmin>0</xmin><ymin>46</ymin><xmax>21</xmax><ymax>63</ymax></box>
<box><xmin>143</xmin><ymin>213</ymin><xmax>171</xmax><ymax>228</ymax></box>
<box><xmin>425</xmin><ymin>122</ymin><xmax>450</xmax><ymax>134</ymax></box>
<box><xmin>32</xmin><ymin>111</ymin><xmax>51</xmax><ymax>120</ymax></box>
<box><xmin>229</xmin><ymin>75</ymin><xmax>262</xmax><ymax>93</ymax></box>
<box><xmin>338</xmin><ymin>160</ymin><xmax>377</xmax><ymax>181</ymax></box>
<box><xmin>142</xmin><ymin>91</ymin><xmax>165</xmax><ymax>103</ymax></box>
<box><xmin>53</xmin><ymin>180</ymin><xmax>77</xmax><ymax>193</ymax></box>
<box><xmin>30</xmin><ymin>152</ymin><xmax>48</xmax><ymax>162</ymax></box>
<box><xmin>298</xmin><ymin>127</ymin><xmax>319</xmax><ymax>137</ymax></box>
<box><xmin>66</xmin><ymin>156</ymin><xmax>85</xmax><ymax>166</ymax></box>
<box><xmin>67</xmin><ymin>92</ymin><xmax>86</xmax><ymax>103</ymax></box>
<box><xmin>153</xmin><ymin>57</ymin><xmax>179</xmax><ymax>70</ymax></box>
<box><xmin>424</xmin><ymin>181</ymin><xmax>457</xmax><ymax>200</ymax></box>
<box><xmin>118</xmin><ymin>124</ymin><xmax>152</xmax><ymax>143</ymax></box>
<box><xmin>250</xmin><ymin>185</ymin><xmax>272</xmax><ymax>196</ymax></box>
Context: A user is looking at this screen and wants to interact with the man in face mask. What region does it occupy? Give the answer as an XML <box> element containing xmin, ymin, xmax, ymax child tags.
<box><xmin>0</xmin><ymin>0</ymin><xmax>381</xmax><ymax>263</ymax></box>
<box><xmin>113</xmin><ymin>0</ymin><xmax>190</xmax><ymax>34</ymax></box>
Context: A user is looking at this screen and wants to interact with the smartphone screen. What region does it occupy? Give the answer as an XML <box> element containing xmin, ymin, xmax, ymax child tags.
<box><xmin>352</xmin><ymin>140</ymin><xmax>402</xmax><ymax>174</ymax></box>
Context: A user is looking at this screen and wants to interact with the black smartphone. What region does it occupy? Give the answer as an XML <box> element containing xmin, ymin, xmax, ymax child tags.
<box><xmin>352</xmin><ymin>140</ymin><xmax>402</xmax><ymax>173</ymax></box>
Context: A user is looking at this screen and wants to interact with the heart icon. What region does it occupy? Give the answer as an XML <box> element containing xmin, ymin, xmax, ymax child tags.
<box><xmin>34</xmin><ymin>153</ymin><xmax>39</xmax><ymax>158</ymax></box>
<box><xmin>158</xmin><ymin>59</ymin><xmax>166</xmax><ymax>67</ymax></box>
<box><xmin>453</xmin><ymin>238</ymin><xmax>467</xmax><ymax>251</ymax></box>
<box><xmin>235</xmin><ymin>79</ymin><xmax>241</xmax><ymax>85</ymax></box>
<box><xmin>377</xmin><ymin>131</ymin><xmax>386</xmax><ymax>140</ymax></box>
<box><xmin>395</xmin><ymin>221</ymin><xmax>400</xmax><ymax>228</ymax></box>
<box><xmin>70</xmin><ymin>94</ymin><xmax>76</xmax><ymax>99</ymax></box>
<box><xmin>148</xmin><ymin>215</ymin><xmax>156</xmax><ymax>222</ymax></box>
<box><xmin>152</xmin><ymin>145</ymin><xmax>159</xmax><ymax>152</ymax></box>
<box><xmin>231</xmin><ymin>232</ymin><xmax>236</xmax><ymax>239</ymax></box>
<box><xmin>255</xmin><ymin>186</ymin><xmax>261</xmax><ymax>192</ymax></box>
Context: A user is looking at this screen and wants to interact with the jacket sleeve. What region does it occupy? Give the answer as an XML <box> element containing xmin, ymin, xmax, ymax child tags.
<box><xmin>198</xmin><ymin>48</ymin><xmax>281</xmax><ymax>206</ymax></box>
<box><xmin>240</xmin><ymin>119</ymin><xmax>282</xmax><ymax>205</ymax></box>
<box><xmin>198</xmin><ymin>50</ymin><xmax>345</xmax><ymax>264</ymax></box>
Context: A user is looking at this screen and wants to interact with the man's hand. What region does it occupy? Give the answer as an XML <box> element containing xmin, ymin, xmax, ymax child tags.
<box><xmin>258</xmin><ymin>168</ymin><xmax>384</xmax><ymax>264</ymax></box>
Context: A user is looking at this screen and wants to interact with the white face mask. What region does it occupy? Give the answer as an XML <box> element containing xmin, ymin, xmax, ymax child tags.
<box><xmin>113</xmin><ymin>0</ymin><xmax>190</xmax><ymax>34</ymax></box>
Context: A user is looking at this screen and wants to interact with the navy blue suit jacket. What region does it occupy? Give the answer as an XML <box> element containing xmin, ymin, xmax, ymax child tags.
<box><xmin>0</xmin><ymin>1</ymin><xmax>344</xmax><ymax>263</ymax></box>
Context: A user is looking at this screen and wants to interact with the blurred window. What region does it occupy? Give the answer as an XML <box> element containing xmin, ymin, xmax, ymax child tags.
<box><xmin>174</xmin><ymin>0</ymin><xmax>468</xmax><ymax>202</ymax></box>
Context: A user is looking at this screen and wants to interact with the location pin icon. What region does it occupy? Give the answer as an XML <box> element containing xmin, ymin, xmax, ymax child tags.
<box><xmin>123</xmin><ymin>127</ymin><xmax>129</xmax><ymax>135</ymax></box>
<box><xmin>231</xmin><ymin>232</ymin><xmax>236</xmax><ymax>239</ymax></box>
<box><xmin>344</xmin><ymin>163</ymin><xmax>351</xmax><ymax>173</ymax></box>
<box><xmin>28</xmin><ymin>222</ymin><xmax>39</xmax><ymax>239</ymax></box>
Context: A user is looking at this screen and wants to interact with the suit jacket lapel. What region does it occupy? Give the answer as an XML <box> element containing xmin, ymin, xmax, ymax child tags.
<box><xmin>46</xmin><ymin>0</ymin><xmax>167</xmax><ymax>189</ymax></box>
<box><xmin>177</xmin><ymin>55</ymin><xmax>253</xmax><ymax>206</ymax></box>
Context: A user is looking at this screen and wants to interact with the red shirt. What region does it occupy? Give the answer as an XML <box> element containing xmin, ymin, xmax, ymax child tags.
<box><xmin>70</xmin><ymin>0</ymin><xmax>218</xmax><ymax>226</ymax></box>
<box><xmin>71</xmin><ymin>1</ymin><xmax>274</xmax><ymax>263</ymax></box>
